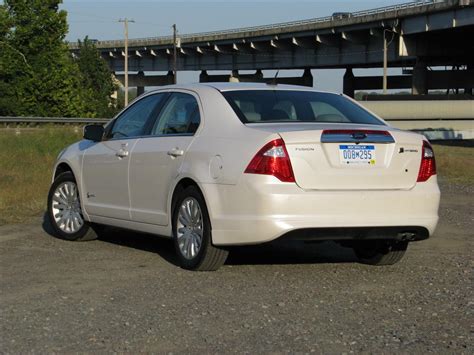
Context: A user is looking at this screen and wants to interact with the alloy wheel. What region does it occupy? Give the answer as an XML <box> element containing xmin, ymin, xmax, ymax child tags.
<box><xmin>176</xmin><ymin>197</ymin><xmax>203</xmax><ymax>259</ymax></box>
<box><xmin>51</xmin><ymin>181</ymin><xmax>84</xmax><ymax>234</ymax></box>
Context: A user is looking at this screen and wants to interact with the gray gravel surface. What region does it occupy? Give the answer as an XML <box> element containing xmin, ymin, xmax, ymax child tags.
<box><xmin>1</xmin><ymin>182</ymin><xmax>473</xmax><ymax>353</ymax></box>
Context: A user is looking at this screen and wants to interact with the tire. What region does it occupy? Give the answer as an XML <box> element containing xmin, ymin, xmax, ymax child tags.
<box><xmin>172</xmin><ymin>185</ymin><xmax>228</xmax><ymax>271</ymax></box>
<box><xmin>47</xmin><ymin>171</ymin><xmax>99</xmax><ymax>241</ymax></box>
<box><xmin>353</xmin><ymin>240</ymin><xmax>408</xmax><ymax>266</ymax></box>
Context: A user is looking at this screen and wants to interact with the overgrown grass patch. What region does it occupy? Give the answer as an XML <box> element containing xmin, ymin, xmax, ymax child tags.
<box><xmin>0</xmin><ymin>128</ymin><xmax>81</xmax><ymax>225</ymax></box>
<box><xmin>432</xmin><ymin>143</ymin><xmax>474</xmax><ymax>185</ymax></box>
<box><xmin>0</xmin><ymin>129</ymin><xmax>472</xmax><ymax>225</ymax></box>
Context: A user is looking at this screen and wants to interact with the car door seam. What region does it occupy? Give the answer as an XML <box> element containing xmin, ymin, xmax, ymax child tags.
<box><xmin>127</xmin><ymin>138</ymin><xmax>140</xmax><ymax>220</ymax></box>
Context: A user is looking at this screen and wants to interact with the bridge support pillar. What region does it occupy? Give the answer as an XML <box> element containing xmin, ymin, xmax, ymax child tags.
<box><xmin>266</xmin><ymin>68</ymin><xmax>313</xmax><ymax>87</ymax></box>
<box><xmin>136</xmin><ymin>71</ymin><xmax>145</xmax><ymax>96</ymax></box>
<box><xmin>199</xmin><ymin>70</ymin><xmax>231</xmax><ymax>83</ymax></box>
<box><xmin>115</xmin><ymin>71</ymin><xmax>175</xmax><ymax>92</ymax></box>
<box><xmin>200</xmin><ymin>69</ymin><xmax>313</xmax><ymax>87</ymax></box>
<box><xmin>230</xmin><ymin>70</ymin><xmax>264</xmax><ymax>83</ymax></box>
<box><xmin>343</xmin><ymin>68</ymin><xmax>355</xmax><ymax>98</ymax></box>
<box><xmin>300</xmin><ymin>68</ymin><xmax>313</xmax><ymax>87</ymax></box>
<box><xmin>412</xmin><ymin>59</ymin><xmax>428</xmax><ymax>95</ymax></box>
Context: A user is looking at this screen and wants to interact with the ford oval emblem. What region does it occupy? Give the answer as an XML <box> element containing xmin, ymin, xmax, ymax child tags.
<box><xmin>352</xmin><ymin>132</ymin><xmax>367</xmax><ymax>140</ymax></box>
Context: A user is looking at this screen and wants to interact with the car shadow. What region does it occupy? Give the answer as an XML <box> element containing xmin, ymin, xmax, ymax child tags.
<box><xmin>227</xmin><ymin>240</ymin><xmax>357</xmax><ymax>265</ymax></box>
<box><xmin>96</xmin><ymin>228</ymin><xmax>358</xmax><ymax>267</ymax></box>
<box><xmin>41</xmin><ymin>213</ymin><xmax>56</xmax><ymax>237</ymax></box>
<box><xmin>42</xmin><ymin>213</ymin><xmax>358</xmax><ymax>267</ymax></box>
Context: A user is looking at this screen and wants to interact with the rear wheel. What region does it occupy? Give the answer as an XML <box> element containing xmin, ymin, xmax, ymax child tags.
<box><xmin>47</xmin><ymin>172</ymin><xmax>99</xmax><ymax>241</ymax></box>
<box><xmin>172</xmin><ymin>186</ymin><xmax>228</xmax><ymax>271</ymax></box>
<box><xmin>353</xmin><ymin>240</ymin><xmax>408</xmax><ymax>266</ymax></box>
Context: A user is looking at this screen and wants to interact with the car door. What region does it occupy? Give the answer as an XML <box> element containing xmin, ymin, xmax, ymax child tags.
<box><xmin>129</xmin><ymin>91</ymin><xmax>201</xmax><ymax>225</ymax></box>
<box><xmin>81</xmin><ymin>93</ymin><xmax>166</xmax><ymax>220</ymax></box>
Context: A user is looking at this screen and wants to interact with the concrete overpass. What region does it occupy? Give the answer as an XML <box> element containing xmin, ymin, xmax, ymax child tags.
<box><xmin>69</xmin><ymin>0</ymin><xmax>474</xmax><ymax>96</ymax></box>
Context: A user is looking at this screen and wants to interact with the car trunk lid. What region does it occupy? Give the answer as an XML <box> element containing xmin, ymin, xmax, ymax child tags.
<box><xmin>271</xmin><ymin>124</ymin><xmax>423</xmax><ymax>190</ymax></box>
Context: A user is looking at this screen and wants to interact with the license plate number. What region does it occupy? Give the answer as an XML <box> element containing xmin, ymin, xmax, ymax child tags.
<box><xmin>339</xmin><ymin>145</ymin><xmax>376</xmax><ymax>165</ymax></box>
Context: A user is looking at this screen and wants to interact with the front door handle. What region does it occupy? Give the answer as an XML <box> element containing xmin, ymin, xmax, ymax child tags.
<box><xmin>116</xmin><ymin>150</ymin><xmax>129</xmax><ymax>158</ymax></box>
<box><xmin>167</xmin><ymin>148</ymin><xmax>184</xmax><ymax>157</ymax></box>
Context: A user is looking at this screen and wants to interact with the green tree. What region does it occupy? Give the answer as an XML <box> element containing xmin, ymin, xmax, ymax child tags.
<box><xmin>0</xmin><ymin>2</ymin><xmax>26</xmax><ymax>115</ymax></box>
<box><xmin>75</xmin><ymin>36</ymin><xmax>117</xmax><ymax>118</ymax></box>
<box><xmin>0</xmin><ymin>0</ymin><xmax>89</xmax><ymax>117</ymax></box>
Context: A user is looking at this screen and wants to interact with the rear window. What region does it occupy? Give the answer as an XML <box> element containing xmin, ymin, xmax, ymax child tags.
<box><xmin>222</xmin><ymin>90</ymin><xmax>384</xmax><ymax>126</ymax></box>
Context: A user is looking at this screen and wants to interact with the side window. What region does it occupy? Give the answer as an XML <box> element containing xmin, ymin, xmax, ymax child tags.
<box><xmin>151</xmin><ymin>93</ymin><xmax>201</xmax><ymax>135</ymax></box>
<box><xmin>110</xmin><ymin>94</ymin><xmax>165</xmax><ymax>139</ymax></box>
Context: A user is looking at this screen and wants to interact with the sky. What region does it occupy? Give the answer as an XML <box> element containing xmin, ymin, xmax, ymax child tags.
<box><xmin>60</xmin><ymin>0</ymin><xmax>409</xmax><ymax>92</ymax></box>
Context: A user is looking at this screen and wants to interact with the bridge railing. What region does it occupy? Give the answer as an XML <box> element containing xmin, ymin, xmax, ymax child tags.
<box><xmin>78</xmin><ymin>0</ymin><xmax>442</xmax><ymax>49</ymax></box>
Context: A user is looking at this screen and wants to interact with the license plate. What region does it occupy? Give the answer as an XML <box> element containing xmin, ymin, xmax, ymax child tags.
<box><xmin>339</xmin><ymin>145</ymin><xmax>376</xmax><ymax>165</ymax></box>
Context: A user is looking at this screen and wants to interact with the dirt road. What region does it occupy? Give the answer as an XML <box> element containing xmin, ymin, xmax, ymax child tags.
<box><xmin>1</xmin><ymin>181</ymin><xmax>472</xmax><ymax>353</ymax></box>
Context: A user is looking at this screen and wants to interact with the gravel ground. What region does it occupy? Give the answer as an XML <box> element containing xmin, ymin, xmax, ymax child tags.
<box><xmin>1</xmin><ymin>181</ymin><xmax>473</xmax><ymax>353</ymax></box>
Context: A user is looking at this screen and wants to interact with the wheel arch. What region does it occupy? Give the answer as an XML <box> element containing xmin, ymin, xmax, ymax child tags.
<box><xmin>53</xmin><ymin>162</ymin><xmax>74</xmax><ymax>181</ymax></box>
<box><xmin>51</xmin><ymin>160</ymin><xmax>92</xmax><ymax>222</ymax></box>
<box><xmin>169</xmin><ymin>177</ymin><xmax>212</xmax><ymax>228</ymax></box>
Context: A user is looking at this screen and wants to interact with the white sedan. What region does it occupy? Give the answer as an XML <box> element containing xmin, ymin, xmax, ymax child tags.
<box><xmin>47</xmin><ymin>83</ymin><xmax>440</xmax><ymax>271</ymax></box>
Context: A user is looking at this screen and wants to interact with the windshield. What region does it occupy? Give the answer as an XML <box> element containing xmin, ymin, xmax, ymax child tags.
<box><xmin>222</xmin><ymin>90</ymin><xmax>384</xmax><ymax>126</ymax></box>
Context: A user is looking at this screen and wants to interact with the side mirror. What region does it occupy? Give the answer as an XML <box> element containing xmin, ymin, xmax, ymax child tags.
<box><xmin>83</xmin><ymin>124</ymin><xmax>105</xmax><ymax>142</ymax></box>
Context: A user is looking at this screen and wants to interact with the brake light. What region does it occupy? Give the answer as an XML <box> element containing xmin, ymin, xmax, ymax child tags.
<box><xmin>322</xmin><ymin>129</ymin><xmax>391</xmax><ymax>136</ymax></box>
<box><xmin>245</xmin><ymin>139</ymin><xmax>295</xmax><ymax>182</ymax></box>
<box><xmin>417</xmin><ymin>141</ymin><xmax>436</xmax><ymax>182</ymax></box>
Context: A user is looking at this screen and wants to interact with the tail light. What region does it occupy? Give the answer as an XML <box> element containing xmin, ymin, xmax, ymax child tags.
<box><xmin>417</xmin><ymin>140</ymin><xmax>436</xmax><ymax>182</ymax></box>
<box><xmin>245</xmin><ymin>139</ymin><xmax>295</xmax><ymax>182</ymax></box>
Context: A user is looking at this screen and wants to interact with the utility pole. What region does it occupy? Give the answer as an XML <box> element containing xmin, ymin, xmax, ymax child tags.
<box><xmin>383</xmin><ymin>29</ymin><xmax>388</xmax><ymax>95</ymax></box>
<box><xmin>119</xmin><ymin>18</ymin><xmax>134</xmax><ymax>106</ymax></box>
<box><xmin>172</xmin><ymin>24</ymin><xmax>177</xmax><ymax>84</ymax></box>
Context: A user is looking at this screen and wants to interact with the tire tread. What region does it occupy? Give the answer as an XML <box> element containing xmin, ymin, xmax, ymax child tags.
<box><xmin>355</xmin><ymin>241</ymin><xmax>408</xmax><ymax>266</ymax></box>
<box><xmin>172</xmin><ymin>185</ymin><xmax>228</xmax><ymax>271</ymax></box>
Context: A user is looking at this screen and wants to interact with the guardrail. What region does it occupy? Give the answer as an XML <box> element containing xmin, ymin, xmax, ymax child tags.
<box><xmin>1</xmin><ymin>107</ymin><xmax>472</xmax><ymax>140</ymax></box>
<box><xmin>0</xmin><ymin>117</ymin><xmax>109</xmax><ymax>126</ymax></box>
<box><xmin>69</xmin><ymin>0</ymin><xmax>444</xmax><ymax>49</ymax></box>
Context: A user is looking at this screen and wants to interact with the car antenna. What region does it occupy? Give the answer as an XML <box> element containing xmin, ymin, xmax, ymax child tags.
<box><xmin>268</xmin><ymin>70</ymin><xmax>279</xmax><ymax>86</ymax></box>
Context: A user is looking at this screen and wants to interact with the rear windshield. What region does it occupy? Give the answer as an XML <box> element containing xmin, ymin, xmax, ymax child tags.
<box><xmin>222</xmin><ymin>90</ymin><xmax>384</xmax><ymax>125</ymax></box>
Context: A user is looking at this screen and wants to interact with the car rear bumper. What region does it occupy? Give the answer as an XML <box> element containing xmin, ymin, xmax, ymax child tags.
<box><xmin>202</xmin><ymin>175</ymin><xmax>440</xmax><ymax>246</ymax></box>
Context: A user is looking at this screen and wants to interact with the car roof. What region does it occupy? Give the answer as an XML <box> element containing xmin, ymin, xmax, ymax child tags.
<box><xmin>200</xmin><ymin>82</ymin><xmax>338</xmax><ymax>94</ymax></box>
<box><xmin>146</xmin><ymin>82</ymin><xmax>340</xmax><ymax>95</ymax></box>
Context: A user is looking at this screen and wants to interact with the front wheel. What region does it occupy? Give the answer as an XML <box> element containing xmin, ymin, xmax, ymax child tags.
<box><xmin>353</xmin><ymin>240</ymin><xmax>408</xmax><ymax>266</ymax></box>
<box><xmin>47</xmin><ymin>172</ymin><xmax>99</xmax><ymax>241</ymax></box>
<box><xmin>172</xmin><ymin>186</ymin><xmax>228</xmax><ymax>271</ymax></box>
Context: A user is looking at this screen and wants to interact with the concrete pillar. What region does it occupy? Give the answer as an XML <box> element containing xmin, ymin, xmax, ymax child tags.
<box><xmin>302</xmin><ymin>68</ymin><xmax>313</xmax><ymax>87</ymax></box>
<box><xmin>115</xmin><ymin>71</ymin><xmax>175</xmax><ymax>87</ymax></box>
<box><xmin>135</xmin><ymin>71</ymin><xmax>145</xmax><ymax>96</ymax></box>
<box><xmin>199</xmin><ymin>70</ymin><xmax>209</xmax><ymax>83</ymax></box>
<box><xmin>343</xmin><ymin>68</ymin><xmax>355</xmax><ymax>98</ymax></box>
<box><xmin>166</xmin><ymin>71</ymin><xmax>175</xmax><ymax>85</ymax></box>
<box><xmin>412</xmin><ymin>58</ymin><xmax>428</xmax><ymax>95</ymax></box>
<box><xmin>230</xmin><ymin>70</ymin><xmax>265</xmax><ymax>83</ymax></box>
<box><xmin>199</xmin><ymin>70</ymin><xmax>231</xmax><ymax>82</ymax></box>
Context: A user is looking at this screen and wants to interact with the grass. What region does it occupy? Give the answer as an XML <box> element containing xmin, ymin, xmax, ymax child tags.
<box><xmin>0</xmin><ymin>129</ymin><xmax>472</xmax><ymax>226</ymax></box>
<box><xmin>432</xmin><ymin>143</ymin><xmax>474</xmax><ymax>185</ymax></box>
<box><xmin>0</xmin><ymin>128</ymin><xmax>81</xmax><ymax>225</ymax></box>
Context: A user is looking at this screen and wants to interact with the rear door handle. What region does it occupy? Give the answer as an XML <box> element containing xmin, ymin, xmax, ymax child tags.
<box><xmin>116</xmin><ymin>150</ymin><xmax>129</xmax><ymax>158</ymax></box>
<box><xmin>167</xmin><ymin>148</ymin><xmax>184</xmax><ymax>157</ymax></box>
